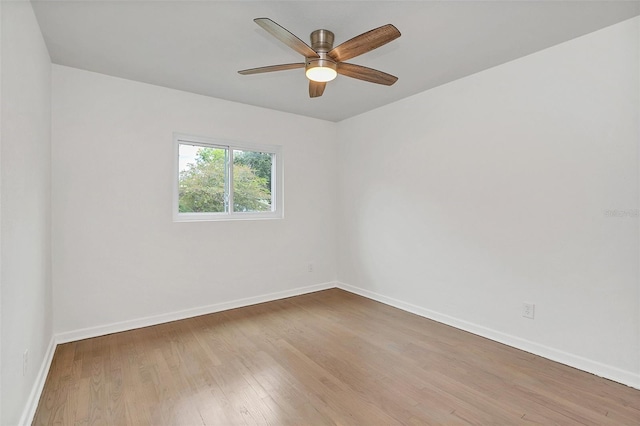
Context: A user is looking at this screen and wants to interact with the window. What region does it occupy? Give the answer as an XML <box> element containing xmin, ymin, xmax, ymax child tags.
<box><xmin>174</xmin><ymin>134</ymin><xmax>282</xmax><ymax>221</ymax></box>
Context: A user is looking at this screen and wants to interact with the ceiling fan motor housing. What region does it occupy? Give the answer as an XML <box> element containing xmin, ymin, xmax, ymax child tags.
<box><xmin>306</xmin><ymin>55</ymin><xmax>337</xmax><ymax>72</ymax></box>
<box><xmin>306</xmin><ymin>29</ymin><xmax>337</xmax><ymax>77</ymax></box>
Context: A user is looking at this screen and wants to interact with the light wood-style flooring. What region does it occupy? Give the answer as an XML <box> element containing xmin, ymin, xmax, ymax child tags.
<box><xmin>34</xmin><ymin>289</ymin><xmax>640</xmax><ymax>425</ymax></box>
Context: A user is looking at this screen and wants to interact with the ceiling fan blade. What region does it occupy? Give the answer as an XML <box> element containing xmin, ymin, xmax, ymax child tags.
<box><xmin>238</xmin><ymin>63</ymin><xmax>305</xmax><ymax>75</ymax></box>
<box><xmin>328</xmin><ymin>24</ymin><xmax>400</xmax><ymax>62</ymax></box>
<box><xmin>309</xmin><ymin>81</ymin><xmax>326</xmax><ymax>98</ymax></box>
<box><xmin>254</xmin><ymin>18</ymin><xmax>319</xmax><ymax>58</ymax></box>
<box><xmin>337</xmin><ymin>63</ymin><xmax>398</xmax><ymax>86</ymax></box>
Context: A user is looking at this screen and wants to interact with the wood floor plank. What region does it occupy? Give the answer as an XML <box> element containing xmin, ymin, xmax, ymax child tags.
<box><xmin>33</xmin><ymin>289</ymin><xmax>640</xmax><ymax>425</ymax></box>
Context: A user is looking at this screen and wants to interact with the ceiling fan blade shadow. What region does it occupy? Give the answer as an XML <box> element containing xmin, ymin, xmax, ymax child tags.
<box><xmin>328</xmin><ymin>24</ymin><xmax>400</xmax><ymax>62</ymax></box>
<box><xmin>238</xmin><ymin>63</ymin><xmax>305</xmax><ymax>75</ymax></box>
<box><xmin>254</xmin><ymin>18</ymin><xmax>319</xmax><ymax>58</ymax></box>
<box><xmin>337</xmin><ymin>63</ymin><xmax>398</xmax><ymax>86</ymax></box>
<box><xmin>309</xmin><ymin>81</ymin><xmax>326</xmax><ymax>98</ymax></box>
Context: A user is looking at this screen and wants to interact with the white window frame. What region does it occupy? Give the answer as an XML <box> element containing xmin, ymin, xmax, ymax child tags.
<box><xmin>173</xmin><ymin>133</ymin><xmax>283</xmax><ymax>222</ymax></box>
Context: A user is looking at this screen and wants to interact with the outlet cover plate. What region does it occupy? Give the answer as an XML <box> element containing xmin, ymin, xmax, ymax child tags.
<box><xmin>523</xmin><ymin>302</ymin><xmax>535</xmax><ymax>319</ymax></box>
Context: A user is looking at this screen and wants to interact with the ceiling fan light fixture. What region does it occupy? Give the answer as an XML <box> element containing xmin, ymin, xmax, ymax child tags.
<box><xmin>239</xmin><ymin>18</ymin><xmax>401</xmax><ymax>97</ymax></box>
<box><xmin>305</xmin><ymin>58</ymin><xmax>337</xmax><ymax>82</ymax></box>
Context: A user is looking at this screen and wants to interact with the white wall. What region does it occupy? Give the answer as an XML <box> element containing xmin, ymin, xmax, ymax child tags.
<box><xmin>1</xmin><ymin>1</ymin><xmax>53</xmax><ymax>424</ymax></box>
<box><xmin>337</xmin><ymin>17</ymin><xmax>640</xmax><ymax>386</ymax></box>
<box><xmin>52</xmin><ymin>65</ymin><xmax>338</xmax><ymax>335</ymax></box>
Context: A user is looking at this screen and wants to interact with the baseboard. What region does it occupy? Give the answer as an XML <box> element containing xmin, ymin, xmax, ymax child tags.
<box><xmin>25</xmin><ymin>280</ymin><xmax>638</xmax><ymax>425</ymax></box>
<box><xmin>18</xmin><ymin>335</ymin><xmax>56</xmax><ymax>426</ymax></box>
<box><xmin>55</xmin><ymin>281</ymin><xmax>337</xmax><ymax>344</ymax></box>
<box><xmin>336</xmin><ymin>281</ymin><xmax>640</xmax><ymax>390</ymax></box>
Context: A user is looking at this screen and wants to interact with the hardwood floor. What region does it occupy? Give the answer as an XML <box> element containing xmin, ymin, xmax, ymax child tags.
<box><xmin>34</xmin><ymin>289</ymin><xmax>640</xmax><ymax>425</ymax></box>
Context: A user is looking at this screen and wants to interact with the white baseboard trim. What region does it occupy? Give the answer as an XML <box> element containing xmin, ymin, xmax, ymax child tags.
<box><xmin>336</xmin><ymin>281</ymin><xmax>640</xmax><ymax>390</ymax></box>
<box><xmin>18</xmin><ymin>335</ymin><xmax>57</xmax><ymax>426</ymax></box>
<box><xmin>55</xmin><ymin>281</ymin><xmax>337</xmax><ymax>344</ymax></box>
<box><xmin>22</xmin><ymin>280</ymin><xmax>639</xmax><ymax>425</ymax></box>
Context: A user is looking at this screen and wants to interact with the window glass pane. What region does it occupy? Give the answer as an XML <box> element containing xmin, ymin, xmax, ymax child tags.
<box><xmin>178</xmin><ymin>144</ymin><xmax>228</xmax><ymax>213</ymax></box>
<box><xmin>233</xmin><ymin>150</ymin><xmax>273</xmax><ymax>212</ymax></box>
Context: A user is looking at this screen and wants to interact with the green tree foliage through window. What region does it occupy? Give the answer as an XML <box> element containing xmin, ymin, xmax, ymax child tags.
<box><xmin>233</xmin><ymin>150</ymin><xmax>273</xmax><ymax>212</ymax></box>
<box><xmin>233</xmin><ymin>150</ymin><xmax>273</xmax><ymax>190</ymax></box>
<box><xmin>179</xmin><ymin>145</ymin><xmax>273</xmax><ymax>213</ymax></box>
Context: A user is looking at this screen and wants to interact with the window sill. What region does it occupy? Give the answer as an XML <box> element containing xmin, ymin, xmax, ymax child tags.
<box><xmin>173</xmin><ymin>212</ymin><xmax>283</xmax><ymax>222</ymax></box>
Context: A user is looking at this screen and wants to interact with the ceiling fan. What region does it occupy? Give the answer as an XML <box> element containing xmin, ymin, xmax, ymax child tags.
<box><xmin>238</xmin><ymin>18</ymin><xmax>401</xmax><ymax>98</ymax></box>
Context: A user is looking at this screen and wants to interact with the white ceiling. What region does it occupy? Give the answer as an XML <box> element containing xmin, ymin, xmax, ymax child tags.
<box><xmin>32</xmin><ymin>1</ymin><xmax>640</xmax><ymax>122</ymax></box>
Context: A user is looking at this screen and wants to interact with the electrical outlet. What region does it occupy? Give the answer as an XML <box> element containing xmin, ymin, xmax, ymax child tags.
<box><xmin>307</xmin><ymin>262</ymin><xmax>314</xmax><ymax>272</ymax></box>
<box><xmin>23</xmin><ymin>349</ymin><xmax>29</xmax><ymax>376</ymax></box>
<box><xmin>522</xmin><ymin>302</ymin><xmax>535</xmax><ymax>319</ymax></box>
